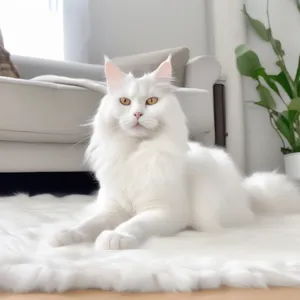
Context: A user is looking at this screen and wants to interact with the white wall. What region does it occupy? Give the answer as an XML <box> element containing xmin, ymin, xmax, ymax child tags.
<box><xmin>243</xmin><ymin>0</ymin><xmax>300</xmax><ymax>173</ymax></box>
<box><xmin>87</xmin><ymin>0</ymin><xmax>208</xmax><ymax>63</ymax></box>
<box><xmin>208</xmin><ymin>0</ymin><xmax>247</xmax><ymax>171</ymax></box>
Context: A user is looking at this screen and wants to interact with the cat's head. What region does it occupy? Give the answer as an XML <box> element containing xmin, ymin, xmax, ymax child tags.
<box><xmin>98</xmin><ymin>56</ymin><xmax>187</xmax><ymax>139</ymax></box>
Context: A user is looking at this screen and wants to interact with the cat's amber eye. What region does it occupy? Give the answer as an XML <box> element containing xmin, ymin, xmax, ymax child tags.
<box><xmin>146</xmin><ymin>97</ymin><xmax>159</xmax><ymax>105</ymax></box>
<box><xmin>119</xmin><ymin>97</ymin><xmax>131</xmax><ymax>106</ymax></box>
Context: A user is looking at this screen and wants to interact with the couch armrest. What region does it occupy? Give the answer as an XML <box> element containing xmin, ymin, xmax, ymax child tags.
<box><xmin>11</xmin><ymin>55</ymin><xmax>105</xmax><ymax>81</ymax></box>
<box><xmin>185</xmin><ymin>55</ymin><xmax>222</xmax><ymax>90</ymax></box>
<box><xmin>175</xmin><ymin>88</ymin><xmax>213</xmax><ymax>141</ymax></box>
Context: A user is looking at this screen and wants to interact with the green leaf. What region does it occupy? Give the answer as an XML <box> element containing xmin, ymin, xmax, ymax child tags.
<box><xmin>287</xmin><ymin>110</ymin><xmax>298</xmax><ymax>124</ymax></box>
<box><xmin>235</xmin><ymin>44</ymin><xmax>262</xmax><ymax>78</ymax></box>
<box><xmin>255</xmin><ymin>83</ymin><xmax>276</xmax><ymax>109</ymax></box>
<box><xmin>281</xmin><ymin>111</ymin><xmax>290</xmax><ymax>121</ymax></box>
<box><xmin>255</xmin><ymin>68</ymin><xmax>280</xmax><ymax>96</ymax></box>
<box><xmin>296</xmin><ymin>0</ymin><xmax>300</xmax><ymax>12</ymax></box>
<box><xmin>273</xmin><ymin>39</ymin><xmax>285</xmax><ymax>56</ymax></box>
<box><xmin>270</xmin><ymin>71</ymin><xmax>293</xmax><ymax>99</ymax></box>
<box><xmin>242</xmin><ymin>5</ymin><xmax>270</xmax><ymax>41</ymax></box>
<box><xmin>293</xmin><ymin>139</ymin><xmax>300</xmax><ymax>152</ymax></box>
<box><xmin>276</xmin><ymin>60</ymin><xmax>284</xmax><ymax>70</ymax></box>
<box><xmin>295</xmin><ymin>56</ymin><xmax>300</xmax><ymax>84</ymax></box>
<box><xmin>281</xmin><ymin>110</ymin><xmax>298</xmax><ymax>137</ymax></box>
<box><xmin>274</xmin><ymin>113</ymin><xmax>295</xmax><ymax>146</ymax></box>
<box><xmin>288</xmin><ymin>98</ymin><xmax>300</xmax><ymax>112</ymax></box>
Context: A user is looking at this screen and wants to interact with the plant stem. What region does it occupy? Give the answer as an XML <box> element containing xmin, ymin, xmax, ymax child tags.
<box><xmin>278</xmin><ymin>94</ymin><xmax>288</xmax><ymax>107</ymax></box>
<box><xmin>266</xmin><ymin>0</ymin><xmax>298</xmax><ymax>98</ymax></box>
<box><xmin>269</xmin><ymin>111</ymin><xmax>286</xmax><ymax>148</ymax></box>
<box><xmin>258</xmin><ymin>76</ymin><xmax>288</xmax><ymax>108</ymax></box>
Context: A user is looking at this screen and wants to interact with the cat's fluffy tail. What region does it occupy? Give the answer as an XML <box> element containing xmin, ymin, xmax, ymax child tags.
<box><xmin>243</xmin><ymin>172</ymin><xmax>300</xmax><ymax>214</ymax></box>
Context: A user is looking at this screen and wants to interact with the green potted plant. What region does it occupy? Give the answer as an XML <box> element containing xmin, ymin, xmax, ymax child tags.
<box><xmin>235</xmin><ymin>1</ymin><xmax>300</xmax><ymax>179</ymax></box>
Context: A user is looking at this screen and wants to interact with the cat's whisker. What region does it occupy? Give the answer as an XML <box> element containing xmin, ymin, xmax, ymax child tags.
<box><xmin>70</xmin><ymin>135</ymin><xmax>91</xmax><ymax>148</ymax></box>
<box><xmin>79</xmin><ymin>121</ymin><xmax>93</xmax><ymax>127</ymax></box>
<box><xmin>139</xmin><ymin>118</ymin><xmax>159</xmax><ymax>131</ymax></box>
<box><xmin>118</xmin><ymin>119</ymin><xmax>135</xmax><ymax>129</ymax></box>
<box><xmin>82</xmin><ymin>131</ymin><xmax>93</xmax><ymax>136</ymax></box>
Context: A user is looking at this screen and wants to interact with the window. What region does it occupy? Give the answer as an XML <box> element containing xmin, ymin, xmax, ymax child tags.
<box><xmin>0</xmin><ymin>0</ymin><xmax>64</xmax><ymax>60</ymax></box>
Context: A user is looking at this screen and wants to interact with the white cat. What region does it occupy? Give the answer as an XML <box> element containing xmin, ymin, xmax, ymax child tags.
<box><xmin>49</xmin><ymin>56</ymin><xmax>300</xmax><ymax>250</ymax></box>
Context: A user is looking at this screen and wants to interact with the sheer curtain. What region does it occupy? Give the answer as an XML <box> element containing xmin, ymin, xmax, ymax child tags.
<box><xmin>0</xmin><ymin>0</ymin><xmax>64</xmax><ymax>60</ymax></box>
<box><xmin>62</xmin><ymin>0</ymin><xmax>91</xmax><ymax>63</ymax></box>
<box><xmin>0</xmin><ymin>0</ymin><xmax>90</xmax><ymax>62</ymax></box>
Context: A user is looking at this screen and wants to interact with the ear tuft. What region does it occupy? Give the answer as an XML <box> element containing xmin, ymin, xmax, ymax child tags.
<box><xmin>153</xmin><ymin>55</ymin><xmax>173</xmax><ymax>79</ymax></box>
<box><xmin>166</xmin><ymin>54</ymin><xmax>172</xmax><ymax>62</ymax></box>
<box><xmin>104</xmin><ymin>55</ymin><xmax>110</xmax><ymax>63</ymax></box>
<box><xmin>104</xmin><ymin>59</ymin><xmax>125</xmax><ymax>93</ymax></box>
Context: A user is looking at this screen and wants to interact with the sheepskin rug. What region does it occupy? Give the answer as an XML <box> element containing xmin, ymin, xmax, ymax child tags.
<box><xmin>1</xmin><ymin>193</ymin><xmax>300</xmax><ymax>292</ymax></box>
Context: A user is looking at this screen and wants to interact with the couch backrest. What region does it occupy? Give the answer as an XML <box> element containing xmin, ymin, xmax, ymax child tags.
<box><xmin>11</xmin><ymin>47</ymin><xmax>190</xmax><ymax>87</ymax></box>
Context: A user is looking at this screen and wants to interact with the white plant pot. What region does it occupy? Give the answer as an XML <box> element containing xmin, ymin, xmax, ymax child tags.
<box><xmin>284</xmin><ymin>153</ymin><xmax>300</xmax><ymax>179</ymax></box>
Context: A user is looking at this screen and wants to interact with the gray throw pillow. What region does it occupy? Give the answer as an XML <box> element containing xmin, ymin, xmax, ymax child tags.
<box><xmin>111</xmin><ymin>47</ymin><xmax>190</xmax><ymax>87</ymax></box>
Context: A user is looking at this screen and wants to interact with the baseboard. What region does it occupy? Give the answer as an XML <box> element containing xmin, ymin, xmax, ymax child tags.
<box><xmin>0</xmin><ymin>172</ymin><xmax>99</xmax><ymax>196</ymax></box>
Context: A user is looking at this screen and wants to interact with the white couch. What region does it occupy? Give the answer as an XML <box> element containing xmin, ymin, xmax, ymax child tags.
<box><xmin>0</xmin><ymin>47</ymin><xmax>222</xmax><ymax>173</ymax></box>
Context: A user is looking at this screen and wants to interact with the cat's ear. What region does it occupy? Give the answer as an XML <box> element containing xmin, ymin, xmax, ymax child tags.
<box><xmin>153</xmin><ymin>55</ymin><xmax>173</xmax><ymax>79</ymax></box>
<box><xmin>104</xmin><ymin>56</ymin><xmax>126</xmax><ymax>93</ymax></box>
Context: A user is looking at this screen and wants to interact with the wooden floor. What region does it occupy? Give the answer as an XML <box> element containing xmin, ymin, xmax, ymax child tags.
<box><xmin>1</xmin><ymin>289</ymin><xmax>300</xmax><ymax>300</ymax></box>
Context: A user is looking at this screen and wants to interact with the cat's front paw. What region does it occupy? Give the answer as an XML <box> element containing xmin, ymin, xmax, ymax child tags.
<box><xmin>95</xmin><ymin>230</ymin><xmax>139</xmax><ymax>250</ymax></box>
<box><xmin>48</xmin><ymin>228</ymin><xmax>85</xmax><ymax>247</ymax></box>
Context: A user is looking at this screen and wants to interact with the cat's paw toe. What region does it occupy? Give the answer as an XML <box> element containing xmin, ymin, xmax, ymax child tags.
<box><xmin>48</xmin><ymin>228</ymin><xmax>84</xmax><ymax>247</ymax></box>
<box><xmin>95</xmin><ymin>230</ymin><xmax>138</xmax><ymax>250</ymax></box>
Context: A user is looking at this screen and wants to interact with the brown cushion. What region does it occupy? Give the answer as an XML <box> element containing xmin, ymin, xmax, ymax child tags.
<box><xmin>0</xmin><ymin>29</ymin><xmax>20</xmax><ymax>78</ymax></box>
<box><xmin>0</xmin><ymin>29</ymin><xmax>3</xmax><ymax>47</ymax></box>
<box><xmin>111</xmin><ymin>47</ymin><xmax>190</xmax><ymax>87</ymax></box>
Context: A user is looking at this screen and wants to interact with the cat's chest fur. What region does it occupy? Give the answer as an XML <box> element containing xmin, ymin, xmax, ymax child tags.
<box><xmin>88</xmin><ymin>132</ymin><xmax>186</xmax><ymax>204</ymax></box>
<box><xmin>92</xmin><ymin>135</ymin><xmax>161</xmax><ymax>184</ymax></box>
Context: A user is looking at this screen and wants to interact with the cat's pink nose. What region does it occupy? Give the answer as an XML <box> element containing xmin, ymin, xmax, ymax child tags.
<box><xmin>134</xmin><ymin>112</ymin><xmax>143</xmax><ymax>119</ymax></box>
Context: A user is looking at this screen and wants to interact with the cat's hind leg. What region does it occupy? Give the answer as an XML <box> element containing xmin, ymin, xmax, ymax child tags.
<box><xmin>190</xmin><ymin>183</ymin><xmax>223</xmax><ymax>232</ymax></box>
<box><xmin>190</xmin><ymin>181</ymin><xmax>254</xmax><ymax>232</ymax></box>
<box><xmin>187</xmin><ymin>143</ymin><xmax>254</xmax><ymax>232</ymax></box>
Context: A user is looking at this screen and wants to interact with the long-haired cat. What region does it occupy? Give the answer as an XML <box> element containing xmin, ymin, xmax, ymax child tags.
<box><xmin>49</xmin><ymin>56</ymin><xmax>300</xmax><ymax>250</ymax></box>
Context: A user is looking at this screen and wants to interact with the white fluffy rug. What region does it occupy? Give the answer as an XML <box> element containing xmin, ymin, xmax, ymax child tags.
<box><xmin>2</xmin><ymin>194</ymin><xmax>300</xmax><ymax>293</ymax></box>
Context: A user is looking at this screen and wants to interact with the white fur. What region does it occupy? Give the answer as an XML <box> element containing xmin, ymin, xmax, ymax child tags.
<box><xmin>244</xmin><ymin>172</ymin><xmax>300</xmax><ymax>214</ymax></box>
<box><xmin>187</xmin><ymin>142</ymin><xmax>255</xmax><ymax>231</ymax></box>
<box><xmin>49</xmin><ymin>58</ymin><xmax>300</xmax><ymax>250</ymax></box>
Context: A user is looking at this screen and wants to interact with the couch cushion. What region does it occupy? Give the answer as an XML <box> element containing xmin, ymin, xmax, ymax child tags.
<box><xmin>0</xmin><ymin>77</ymin><xmax>103</xmax><ymax>143</ymax></box>
<box><xmin>111</xmin><ymin>47</ymin><xmax>190</xmax><ymax>87</ymax></box>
